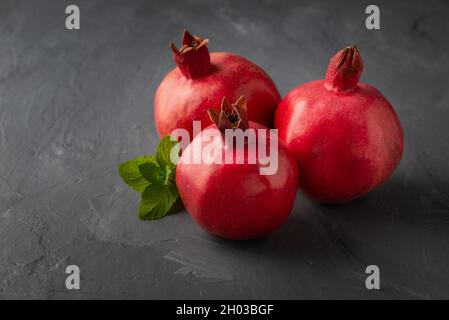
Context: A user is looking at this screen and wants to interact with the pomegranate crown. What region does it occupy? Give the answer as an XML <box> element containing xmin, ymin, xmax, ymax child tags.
<box><xmin>325</xmin><ymin>45</ymin><xmax>364</xmax><ymax>92</ymax></box>
<box><xmin>171</xmin><ymin>30</ymin><xmax>211</xmax><ymax>79</ymax></box>
<box><xmin>207</xmin><ymin>96</ymin><xmax>249</xmax><ymax>134</ymax></box>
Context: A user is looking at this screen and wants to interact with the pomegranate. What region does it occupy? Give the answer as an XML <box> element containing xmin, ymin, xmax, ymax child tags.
<box><xmin>155</xmin><ymin>30</ymin><xmax>281</xmax><ymax>138</ymax></box>
<box><xmin>275</xmin><ymin>46</ymin><xmax>403</xmax><ymax>203</ymax></box>
<box><xmin>176</xmin><ymin>96</ymin><xmax>298</xmax><ymax>240</ymax></box>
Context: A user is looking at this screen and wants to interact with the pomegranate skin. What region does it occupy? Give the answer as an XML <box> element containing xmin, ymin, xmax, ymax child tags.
<box><xmin>275</xmin><ymin>47</ymin><xmax>403</xmax><ymax>204</ymax></box>
<box><xmin>155</xmin><ymin>52</ymin><xmax>281</xmax><ymax>137</ymax></box>
<box><xmin>176</xmin><ymin>121</ymin><xmax>298</xmax><ymax>240</ymax></box>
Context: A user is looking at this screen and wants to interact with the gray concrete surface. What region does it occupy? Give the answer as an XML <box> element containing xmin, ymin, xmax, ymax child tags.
<box><xmin>0</xmin><ymin>0</ymin><xmax>449</xmax><ymax>299</ymax></box>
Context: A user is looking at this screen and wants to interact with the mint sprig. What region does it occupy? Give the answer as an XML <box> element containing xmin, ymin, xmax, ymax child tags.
<box><xmin>118</xmin><ymin>136</ymin><xmax>180</xmax><ymax>220</ymax></box>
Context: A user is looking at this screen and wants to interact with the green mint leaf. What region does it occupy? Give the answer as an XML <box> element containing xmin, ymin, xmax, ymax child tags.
<box><xmin>162</xmin><ymin>165</ymin><xmax>176</xmax><ymax>186</ymax></box>
<box><xmin>138</xmin><ymin>183</ymin><xmax>165</xmax><ymax>218</ymax></box>
<box><xmin>118</xmin><ymin>156</ymin><xmax>157</xmax><ymax>192</ymax></box>
<box><xmin>138</xmin><ymin>162</ymin><xmax>164</xmax><ymax>183</ymax></box>
<box><xmin>139</xmin><ymin>183</ymin><xmax>179</xmax><ymax>220</ymax></box>
<box><xmin>119</xmin><ymin>136</ymin><xmax>181</xmax><ymax>221</ymax></box>
<box><xmin>155</xmin><ymin>135</ymin><xmax>178</xmax><ymax>172</ymax></box>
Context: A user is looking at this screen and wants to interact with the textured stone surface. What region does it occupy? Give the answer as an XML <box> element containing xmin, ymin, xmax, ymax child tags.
<box><xmin>0</xmin><ymin>0</ymin><xmax>448</xmax><ymax>299</ymax></box>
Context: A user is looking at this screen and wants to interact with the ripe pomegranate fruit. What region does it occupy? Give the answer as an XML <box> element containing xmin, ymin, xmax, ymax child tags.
<box><xmin>155</xmin><ymin>30</ymin><xmax>281</xmax><ymax>138</ymax></box>
<box><xmin>275</xmin><ymin>46</ymin><xmax>403</xmax><ymax>203</ymax></box>
<box><xmin>176</xmin><ymin>96</ymin><xmax>298</xmax><ymax>240</ymax></box>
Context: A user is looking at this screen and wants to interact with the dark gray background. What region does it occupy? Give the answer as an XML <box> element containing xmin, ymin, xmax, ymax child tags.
<box><xmin>0</xmin><ymin>0</ymin><xmax>448</xmax><ymax>299</ymax></box>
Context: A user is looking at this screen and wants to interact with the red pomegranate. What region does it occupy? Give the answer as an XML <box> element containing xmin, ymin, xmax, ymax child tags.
<box><xmin>155</xmin><ymin>30</ymin><xmax>281</xmax><ymax>138</ymax></box>
<box><xmin>275</xmin><ymin>46</ymin><xmax>403</xmax><ymax>203</ymax></box>
<box><xmin>176</xmin><ymin>96</ymin><xmax>298</xmax><ymax>240</ymax></box>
